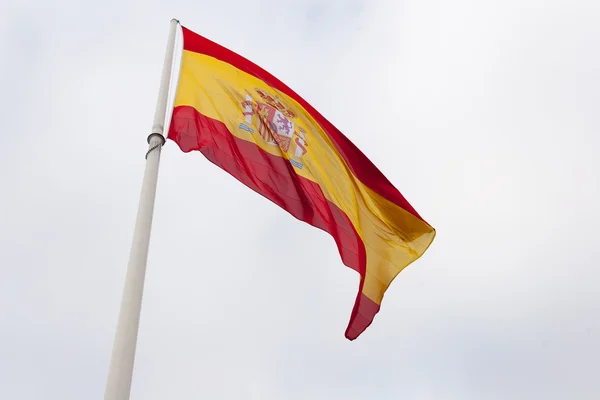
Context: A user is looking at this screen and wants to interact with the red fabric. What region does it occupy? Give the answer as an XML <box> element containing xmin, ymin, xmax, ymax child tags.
<box><xmin>168</xmin><ymin>105</ymin><xmax>380</xmax><ymax>340</ymax></box>
<box><xmin>180</xmin><ymin>26</ymin><xmax>428</xmax><ymax>225</ymax></box>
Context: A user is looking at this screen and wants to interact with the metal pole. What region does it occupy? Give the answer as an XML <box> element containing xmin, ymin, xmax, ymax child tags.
<box><xmin>104</xmin><ymin>18</ymin><xmax>179</xmax><ymax>400</ymax></box>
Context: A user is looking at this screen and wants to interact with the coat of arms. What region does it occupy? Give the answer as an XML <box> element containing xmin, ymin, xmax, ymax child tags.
<box><xmin>239</xmin><ymin>89</ymin><xmax>308</xmax><ymax>169</ymax></box>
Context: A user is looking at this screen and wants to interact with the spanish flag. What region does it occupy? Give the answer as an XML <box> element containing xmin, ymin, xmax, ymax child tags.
<box><xmin>168</xmin><ymin>26</ymin><xmax>436</xmax><ymax>340</ymax></box>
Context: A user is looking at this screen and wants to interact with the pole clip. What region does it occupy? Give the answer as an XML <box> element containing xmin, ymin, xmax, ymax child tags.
<box><xmin>145</xmin><ymin>133</ymin><xmax>166</xmax><ymax>159</ymax></box>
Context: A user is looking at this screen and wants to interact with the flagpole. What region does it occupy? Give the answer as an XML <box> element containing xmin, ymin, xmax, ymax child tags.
<box><xmin>104</xmin><ymin>18</ymin><xmax>179</xmax><ymax>400</ymax></box>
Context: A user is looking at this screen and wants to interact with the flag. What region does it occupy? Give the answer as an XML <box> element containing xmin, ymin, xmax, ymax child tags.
<box><xmin>167</xmin><ymin>25</ymin><xmax>436</xmax><ymax>340</ymax></box>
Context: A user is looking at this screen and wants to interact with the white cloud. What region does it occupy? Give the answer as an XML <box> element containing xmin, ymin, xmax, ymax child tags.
<box><xmin>0</xmin><ymin>0</ymin><xmax>598</xmax><ymax>399</ymax></box>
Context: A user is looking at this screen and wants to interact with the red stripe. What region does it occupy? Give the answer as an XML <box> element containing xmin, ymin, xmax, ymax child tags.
<box><xmin>180</xmin><ymin>26</ymin><xmax>429</xmax><ymax>225</ymax></box>
<box><xmin>168</xmin><ymin>105</ymin><xmax>380</xmax><ymax>340</ymax></box>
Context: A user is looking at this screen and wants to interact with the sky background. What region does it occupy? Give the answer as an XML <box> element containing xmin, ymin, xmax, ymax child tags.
<box><xmin>1</xmin><ymin>0</ymin><xmax>599</xmax><ymax>399</ymax></box>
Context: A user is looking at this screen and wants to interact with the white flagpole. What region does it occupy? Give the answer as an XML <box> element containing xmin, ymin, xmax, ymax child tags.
<box><xmin>104</xmin><ymin>18</ymin><xmax>179</xmax><ymax>400</ymax></box>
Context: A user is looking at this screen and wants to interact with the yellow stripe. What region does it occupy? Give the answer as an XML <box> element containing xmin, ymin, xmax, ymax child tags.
<box><xmin>174</xmin><ymin>50</ymin><xmax>435</xmax><ymax>304</ymax></box>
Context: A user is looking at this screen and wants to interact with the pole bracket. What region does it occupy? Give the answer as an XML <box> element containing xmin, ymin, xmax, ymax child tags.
<box><xmin>145</xmin><ymin>133</ymin><xmax>166</xmax><ymax>159</ymax></box>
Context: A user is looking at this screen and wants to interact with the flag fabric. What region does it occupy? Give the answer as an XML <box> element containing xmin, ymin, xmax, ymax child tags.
<box><xmin>167</xmin><ymin>25</ymin><xmax>436</xmax><ymax>340</ymax></box>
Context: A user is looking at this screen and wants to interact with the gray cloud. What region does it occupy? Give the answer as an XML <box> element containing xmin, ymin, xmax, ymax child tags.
<box><xmin>1</xmin><ymin>0</ymin><xmax>598</xmax><ymax>399</ymax></box>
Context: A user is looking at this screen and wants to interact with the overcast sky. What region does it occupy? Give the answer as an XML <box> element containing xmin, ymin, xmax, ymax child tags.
<box><xmin>1</xmin><ymin>0</ymin><xmax>599</xmax><ymax>399</ymax></box>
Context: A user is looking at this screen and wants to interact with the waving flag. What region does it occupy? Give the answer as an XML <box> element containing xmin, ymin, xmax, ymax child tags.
<box><xmin>168</xmin><ymin>26</ymin><xmax>436</xmax><ymax>340</ymax></box>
